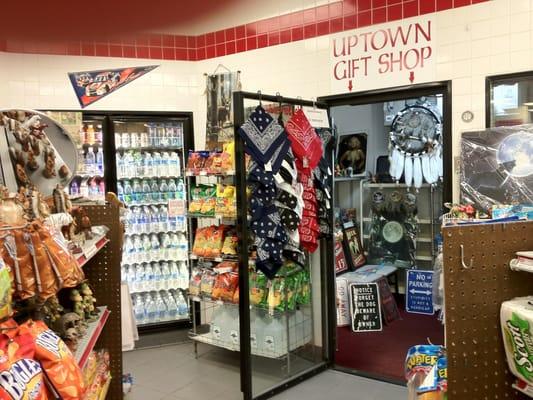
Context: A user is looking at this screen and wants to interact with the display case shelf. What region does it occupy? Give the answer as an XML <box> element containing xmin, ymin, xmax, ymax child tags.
<box><xmin>185</xmin><ymin>170</ymin><xmax>235</xmax><ymax>177</ymax></box>
<box><xmin>362</xmin><ymin>217</ymin><xmax>433</xmax><ymax>224</ymax></box>
<box><xmin>75</xmin><ymin>306</ymin><xmax>110</xmax><ymax>369</ymax></box>
<box><xmin>75</xmin><ymin>233</ymin><xmax>109</xmax><ymax>268</ymax></box>
<box><xmin>187</xmin><ymin>214</ymin><xmax>236</xmax><ymax>222</ymax></box>
<box><xmin>363</xmin><ymin>182</ymin><xmax>433</xmax><ymax>188</ymax></box>
<box><xmin>124</xmin><ymin>228</ymin><xmax>187</xmax><ymax>237</ymax></box>
<box><xmin>334</xmin><ymin>175</ymin><xmax>365</xmax><ymax>182</ymax></box>
<box><xmin>122</xmin><ymin>256</ymin><xmax>188</xmax><ymax>266</ymax></box>
<box><xmin>117</xmin><ymin>175</ymin><xmax>183</xmax><ymax>181</ymax></box>
<box><xmin>123</xmin><ymin>199</ymin><xmax>175</xmax><ymax>207</ymax></box>
<box><xmin>116</xmin><ymin>146</ymin><xmax>183</xmax><ymax>152</ymax></box>
<box><xmin>137</xmin><ymin>317</ymin><xmax>189</xmax><ymax>328</ymax></box>
<box><xmin>129</xmin><ymin>285</ymin><xmax>188</xmax><ymax>295</ymax></box>
<box><xmin>189</xmin><ymin>254</ymin><xmax>239</xmax><ymax>263</ymax></box>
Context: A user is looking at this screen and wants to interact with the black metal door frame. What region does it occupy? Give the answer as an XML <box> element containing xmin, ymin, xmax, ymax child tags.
<box><xmin>318</xmin><ymin>80</ymin><xmax>453</xmax><ymax>384</ymax></box>
<box><xmin>233</xmin><ymin>91</ymin><xmax>334</xmax><ymax>400</ymax></box>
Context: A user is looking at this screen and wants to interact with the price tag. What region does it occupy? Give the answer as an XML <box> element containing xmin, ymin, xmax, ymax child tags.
<box><xmin>302</xmin><ymin>106</ymin><xmax>330</xmax><ymax>128</ymax></box>
<box><xmin>168</xmin><ymin>199</ymin><xmax>185</xmax><ymax>217</ymax></box>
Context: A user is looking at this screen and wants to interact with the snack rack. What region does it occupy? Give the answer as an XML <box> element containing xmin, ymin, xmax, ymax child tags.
<box><xmin>80</xmin><ymin>198</ymin><xmax>123</xmax><ymax>399</ymax></box>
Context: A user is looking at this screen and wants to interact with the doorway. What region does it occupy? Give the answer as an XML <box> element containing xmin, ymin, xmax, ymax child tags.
<box><xmin>320</xmin><ymin>81</ymin><xmax>452</xmax><ymax>384</ymax></box>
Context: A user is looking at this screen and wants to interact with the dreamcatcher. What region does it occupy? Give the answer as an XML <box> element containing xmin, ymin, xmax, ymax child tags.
<box><xmin>388</xmin><ymin>104</ymin><xmax>442</xmax><ymax>188</ymax></box>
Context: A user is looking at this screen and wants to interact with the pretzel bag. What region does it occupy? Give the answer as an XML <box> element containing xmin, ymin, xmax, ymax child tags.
<box><xmin>19</xmin><ymin>320</ymin><xmax>85</xmax><ymax>400</ymax></box>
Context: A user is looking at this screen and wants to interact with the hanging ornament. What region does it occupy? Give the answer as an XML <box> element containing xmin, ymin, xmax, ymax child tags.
<box><xmin>389</xmin><ymin>104</ymin><xmax>442</xmax><ymax>186</ymax></box>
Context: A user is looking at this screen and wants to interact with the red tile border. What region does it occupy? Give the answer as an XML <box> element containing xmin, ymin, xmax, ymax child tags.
<box><xmin>1</xmin><ymin>0</ymin><xmax>487</xmax><ymax>60</ymax></box>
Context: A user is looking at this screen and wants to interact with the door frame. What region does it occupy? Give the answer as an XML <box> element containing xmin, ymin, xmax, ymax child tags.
<box><xmin>318</xmin><ymin>80</ymin><xmax>453</xmax><ymax>384</ymax></box>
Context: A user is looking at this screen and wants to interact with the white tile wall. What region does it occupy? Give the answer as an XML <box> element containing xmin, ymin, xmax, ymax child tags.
<box><xmin>0</xmin><ymin>0</ymin><xmax>531</xmax><ymax>201</ymax></box>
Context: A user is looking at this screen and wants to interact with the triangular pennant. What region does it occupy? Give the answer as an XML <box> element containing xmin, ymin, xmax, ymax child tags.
<box><xmin>68</xmin><ymin>65</ymin><xmax>159</xmax><ymax>108</ymax></box>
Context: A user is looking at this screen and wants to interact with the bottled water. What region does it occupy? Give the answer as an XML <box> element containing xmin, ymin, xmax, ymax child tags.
<box><xmin>179</xmin><ymin>261</ymin><xmax>189</xmax><ymax>289</ymax></box>
<box><xmin>159</xmin><ymin>180</ymin><xmax>169</xmax><ymax>201</ymax></box>
<box><xmin>153</xmin><ymin>263</ymin><xmax>162</xmax><ymax>290</ymax></box>
<box><xmin>96</xmin><ymin>147</ymin><xmax>104</xmax><ymax>175</ymax></box>
<box><xmin>145</xmin><ymin>294</ymin><xmax>157</xmax><ymax>323</ymax></box>
<box><xmin>123</xmin><ymin>152</ymin><xmax>134</xmax><ymax>178</ymax></box>
<box><xmin>176</xmin><ymin>179</ymin><xmax>185</xmax><ymax>200</ymax></box>
<box><xmin>150</xmin><ymin>233</ymin><xmax>160</xmax><ymax>261</ymax></box>
<box><xmin>133</xmin><ymin>295</ymin><xmax>146</xmax><ymax>324</ymax></box>
<box><xmin>160</xmin><ymin>233</ymin><xmax>171</xmax><ymax>260</ymax></box>
<box><xmin>145</xmin><ymin>263</ymin><xmax>154</xmax><ymax>286</ymax></box>
<box><xmin>161</xmin><ymin>152</ymin><xmax>170</xmax><ymax>176</ymax></box>
<box><xmin>175</xmin><ymin>125</ymin><xmax>183</xmax><ymax>148</ymax></box>
<box><xmin>159</xmin><ymin>206</ymin><xmax>168</xmax><ymax>232</ymax></box>
<box><xmin>151</xmin><ymin>180</ymin><xmax>160</xmax><ymax>202</ymax></box>
<box><xmin>85</xmin><ymin>148</ymin><xmax>95</xmax><ymax>175</ymax></box>
<box><xmin>155</xmin><ymin>294</ymin><xmax>168</xmax><ymax>321</ymax></box>
<box><xmin>157</xmin><ymin>124</ymin><xmax>167</xmax><ymax>147</ymax></box>
<box><xmin>144</xmin><ymin>152</ymin><xmax>154</xmax><ymax>176</ymax></box>
<box><xmin>121</xmin><ymin>266</ymin><xmax>128</xmax><ymax>284</ymax></box>
<box><xmin>132</xmin><ymin>180</ymin><xmax>142</xmax><ymax>204</ymax></box>
<box><xmin>169</xmin><ymin>233</ymin><xmax>179</xmax><ymax>259</ymax></box>
<box><xmin>153</xmin><ymin>152</ymin><xmax>162</xmax><ymax>176</ymax></box>
<box><xmin>116</xmin><ymin>153</ymin><xmax>124</xmax><ymax>179</ymax></box>
<box><xmin>130</xmin><ymin>132</ymin><xmax>139</xmax><ymax>149</ymax></box>
<box><xmin>178</xmin><ymin>233</ymin><xmax>188</xmax><ymax>259</ymax></box>
<box><xmin>115</xmin><ymin>132</ymin><xmax>122</xmax><ymax>148</ymax></box>
<box><xmin>122</xmin><ymin>133</ymin><xmax>130</xmax><ymax>149</ymax></box>
<box><xmin>136</xmin><ymin>264</ymin><xmax>146</xmax><ymax>292</ymax></box>
<box><xmin>167</xmin><ymin>179</ymin><xmax>177</xmax><ymax>200</ymax></box>
<box><xmin>161</xmin><ymin>262</ymin><xmax>170</xmax><ymax>287</ymax></box>
<box><xmin>142</xmin><ymin>180</ymin><xmax>151</xmax><ymax>204</ymax></box>
<box><xmin>140</xmin><ymin>131</ymin><xmax>148</xmax><ymax>148</ymax></box>
<box><xmin>150</xmin><ymin>205</ymin><xmax>159</xmax><ymax>231</ymax></box>
<box><xmin>166</xmin><ymin>124</ymin><xmax>175</xmax><ymax>146</ymax></box>
<box><xmin>147</xmin><ymin>124</ymin><xmax>157</xmax><ymax>147</ymax></box>
<box><xmin>166</xmin><ymin>293</ymin><xmax>178</xmax><ymax>320</ymax></box>
<box><xmin>169</xmin><ymin>152</ymin><xmax>180</xmax><ymax>176</ymax></box>
<box><xmin>176</xmin><ymin>291</ymin><xmax>189</xmax><ymax>318</ymax></box>
<box><xmin>126</xmin><ymin>265</ymin><xmax>136</xmax><ymax>289</ymax></box>
<box><xmin>124</xmin><ymin>237</ymin><xmax>134</xmax><ymax>264</ymax></box>
<box><xmin>169</xmin><ymin>261</ymin><xmax>179</xmax><ymax>288</ymax></box>
<box><xmin>134</xmin><ymin>152</ymin><xmax>144</xmax><ymax>177</ymax></box>
<box><xmin>143</xmin><ymin>206</ymin><xmax>152</xmax><ymax>233</ymax></box>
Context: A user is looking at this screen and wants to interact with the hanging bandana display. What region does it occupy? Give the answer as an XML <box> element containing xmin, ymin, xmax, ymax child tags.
<box><xmin>285</xmin><ymin>108</ymin><xmax>323</xmax><ymax>171</ymax></box>
<box><xmin>239</xmin><ymin>105</ymin><xmax>289</xmax><ymax>167</ymax></box>
<box><xmin>388</xmin><ymin>105</ymin><xmax>442</xmax><ymax>189</ymax></box>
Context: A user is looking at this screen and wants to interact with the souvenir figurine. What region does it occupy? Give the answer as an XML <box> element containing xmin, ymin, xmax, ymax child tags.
<box><xmin>70</xmin><ymin>289</ymin><xmax>84</xmax><ymax>320</ymax></box>
<box><xmin>80</xmin><ymin>283</ymin><xmax>98</xmax><ymax>321</ymax></box>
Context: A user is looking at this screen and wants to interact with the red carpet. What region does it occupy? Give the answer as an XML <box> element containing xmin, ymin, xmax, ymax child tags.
<box><xmin>335</xmin><ymin>299</ymin><xmax>444</xmax><ymax>383</ymax></box>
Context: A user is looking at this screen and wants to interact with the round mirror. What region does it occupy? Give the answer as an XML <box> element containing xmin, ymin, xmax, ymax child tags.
<box><xmin>0</xmin><ymin>110</ymin><xmax>77</xmax><ymax>195</ymax></box>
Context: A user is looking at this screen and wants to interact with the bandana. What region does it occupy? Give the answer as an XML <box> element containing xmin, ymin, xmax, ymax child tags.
<box><xmin>285</xmin><ymin>109</ymin><xmax>323</xmax><ymax>170</ymax></box>
<box><xmin>239</xmin><ymin>105</ymin><xmax>288</xmax><ymax>165</ymax></box>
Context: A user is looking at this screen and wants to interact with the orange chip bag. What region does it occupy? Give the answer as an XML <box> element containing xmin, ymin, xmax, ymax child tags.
<box><xmin>19</xmin><ymin>320</ymin><xmax>85</xmax><ymax>400</ymax></box>
<box><xmin>0</xmin><ymin>320</ymin><xmax>48</xmax><ymax>400</ymax></box>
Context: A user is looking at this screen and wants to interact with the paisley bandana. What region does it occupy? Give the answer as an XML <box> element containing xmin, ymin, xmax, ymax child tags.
<box><xmin>285</xmin><ymin>109</ymin><xmax>323</xmax><ymax>170</ymax></box>
<box><xmin>239</xmin><ymin>105</ymin><xmax>288</xmax><ymax>165</ymax></box>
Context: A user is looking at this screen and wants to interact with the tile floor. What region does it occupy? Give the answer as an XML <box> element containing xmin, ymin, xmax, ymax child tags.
<box><xmin>123</xmin><ymin>343</ymin><xmax>406</xmax><ymax>400</ymax></box>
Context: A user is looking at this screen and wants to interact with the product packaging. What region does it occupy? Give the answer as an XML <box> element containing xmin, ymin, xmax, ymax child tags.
<box><xmin>500</xmin><ymin>297</ymin><xmax>533</xmax><ymax>392</ymax></box>
<box><xmin>404</xmin><ymin>345</ymin><xmax>446</xmax><ymax>400</ymax></box>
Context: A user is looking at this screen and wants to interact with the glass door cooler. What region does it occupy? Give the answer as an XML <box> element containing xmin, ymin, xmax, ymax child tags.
<box><xmin>110</xmin><ymin>115</ymin><xmax>192</xmax><ymax>331</ymax></box>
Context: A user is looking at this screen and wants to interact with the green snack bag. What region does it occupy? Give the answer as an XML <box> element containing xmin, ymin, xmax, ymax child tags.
<box><xmin>297</xmin><ymin>269</ymin><xmax>311</xmax><ymax>305</ymax></box>
<box><xmin>249</xmin><ymin>269</ymin><xmax>267</xmax><ymax>307</ymax></box>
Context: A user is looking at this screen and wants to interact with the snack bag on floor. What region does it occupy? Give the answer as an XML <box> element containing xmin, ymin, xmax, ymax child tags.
<box><xmin>405</xmin><ymin>345</ymin><xmax>445</xmax><ymax>400</ymax></box>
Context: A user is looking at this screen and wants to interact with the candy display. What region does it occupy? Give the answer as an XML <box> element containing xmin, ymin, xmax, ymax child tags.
<box><xmin>186</xmin><ymin>143</ymin><xmax>235</xmax><ymax>176</ymax></box>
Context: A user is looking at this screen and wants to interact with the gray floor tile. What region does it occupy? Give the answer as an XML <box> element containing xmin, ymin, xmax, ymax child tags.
<box><xmin>124</xmin><ymin>345</ymin><xmax>406</xmax><ymax>400</ymax></box>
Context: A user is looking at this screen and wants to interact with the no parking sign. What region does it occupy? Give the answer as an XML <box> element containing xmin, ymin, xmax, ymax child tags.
<box><xmin>406</xmin><ymin>270</ymin><xmax>434</xmax><ymax>315</ymax></box>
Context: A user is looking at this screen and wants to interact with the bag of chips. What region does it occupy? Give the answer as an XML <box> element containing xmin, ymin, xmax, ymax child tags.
<box><xmin>192</xmin><ymin>227</ymin><xmax>209</xmax><ymax>257</ymax></box>
<box><xmin>204</xmin><ymin>226</ymin><xmax>224</xmax><ymax>257</ymax></box>
<box><xmin>0</xmin><ymin>320</ymin><xmax>48</xmax><ymax>400</ymax></box>
<box><xmin>221</xmin><ymin>230</ymin><xmax>238</xmax><ymax>255</ymax></box>
<box><xmin>189</xmin><ymin>268</ymin><xmax>202</xmax><ymax>297</ymax></box>
<box><xmin>20</xmin><ymin>320</ymin><xmax>85</xmax><ymax>400</ymax></box>
<box><xmin>297</xmin><ymin>269</ymin><xmax>311</xmax><ymax>305</ymax></box>
<box><xmin>200</xmin><ymin>270</ymin><xmax>216</xmax><ymax>298</ymax></box>
<box><xmin>199</xmin><ymin>186</ymin><xmax>216</xmax><ymax>217</ymax></box>
<box><xmin>249</xmin><ymin>270</ymin><xmax>267</xmax><ymax>307</ymax></box>
<box><xmin>405</xmin><ymin>345</ymin><xmax>445</xmax><ymax>400</ymax></box>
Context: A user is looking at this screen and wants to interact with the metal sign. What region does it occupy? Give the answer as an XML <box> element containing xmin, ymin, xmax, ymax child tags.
<box><xmin>406</xmin><ymin>269</ymin><xmax>434</xmax><ymax>315</ymax></box>
<box><xmin>349</xmin><ymin>283</ymin><xmax>382</xmax><ymax>332</ymax></box>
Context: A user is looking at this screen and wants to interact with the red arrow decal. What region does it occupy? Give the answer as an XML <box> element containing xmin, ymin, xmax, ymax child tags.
<box><xmin>409</xmin><ymin>71</ymin><xmax>415</xmax><ymax>83</ymax></box>
<box><xmin>348</xmin><ymin>80</ymin><xmax>353</xmax><ymax>91</ymax></box>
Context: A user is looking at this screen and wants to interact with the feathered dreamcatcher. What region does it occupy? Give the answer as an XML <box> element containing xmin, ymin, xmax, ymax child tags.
<box><xmin>388</xmin><ymin>104</ymin><xmax>442</xmax><ymax>188</ymax></box>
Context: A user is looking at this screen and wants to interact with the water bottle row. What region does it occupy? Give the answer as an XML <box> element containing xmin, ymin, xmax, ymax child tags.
<box><xmin>124</xmin><ymin>206</ymin><xmax>187</xmax><ymax>235</ymax></box>
<box><xmin>117</xmin><ymin>179</ymin><xmax>185</xmax><ymax>205</ymax></box>
<box><xmin>116</xmin><ymin>151</ymin><xmax>181</xmax><ymax>179</ymax></box>
<box><xmin>132</xmin><ymin>289</ymin><xmax>189</xmax><ymax>325</ymax></box>
<box><xmin>122</xmin><ymin>232</ymin><xmax>188</xmax><ymax>265</ymax></box>
<box><xmin>122</xmin><ymin>261</ymin><xmax>189</xmax><ymax>293</ymax></box>
<box><xmin>81</xmin><ymin>146</ymin><xmax>105</xmax><ymax>176</ymax></box>
<box><xmin>116</xmin><ymin>124</ymin><xmax>183</xmax><ymax>150</ymax></box>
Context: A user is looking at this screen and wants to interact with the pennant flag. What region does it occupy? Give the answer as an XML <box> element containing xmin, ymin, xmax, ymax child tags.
<box><xmin>68</xmin><ymin>65</ymin><xmax>158</xmax><ymax>108</ymax></box>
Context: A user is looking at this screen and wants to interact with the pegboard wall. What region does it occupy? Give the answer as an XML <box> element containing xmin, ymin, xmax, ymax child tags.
<box><xmin>443</xmin><ymin>220</ymin><xmax>533</xmax><ymax>400</ymax></box>
<box><xmin>84</xmin><ymin>201</ymin><xmax>123</xmax><ymax>399</ymax></box>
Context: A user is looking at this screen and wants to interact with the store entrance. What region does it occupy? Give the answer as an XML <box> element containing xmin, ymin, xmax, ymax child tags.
<box><xmin>320</xmin><ymin>82</ymin><xmax>452</xmax><ymax>384</ymax></box>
